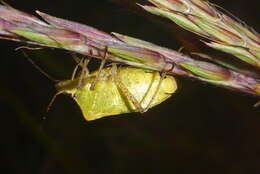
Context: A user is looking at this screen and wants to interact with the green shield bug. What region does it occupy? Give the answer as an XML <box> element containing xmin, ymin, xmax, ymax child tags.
<box><xmin>54</xmin><ymin>65</ymin><xmax>177</xmax><ymax>121</ymax></box>
<box><xmin>20</xmin><ymin>48</ymin><xmax>177</xmax><ymax>121</ymax></box>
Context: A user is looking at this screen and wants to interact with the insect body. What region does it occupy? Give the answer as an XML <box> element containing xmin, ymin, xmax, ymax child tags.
<box><xmin>56</xmin><ymin>66</ymin><xmax>177</xmax><ymax>121</ymax></box>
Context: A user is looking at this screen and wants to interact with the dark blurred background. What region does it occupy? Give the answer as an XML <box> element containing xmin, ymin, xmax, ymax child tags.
<box><xmin>0</xmin><ymin>0</ymin><xmax>260</xmax><ymax>174</ymax></box>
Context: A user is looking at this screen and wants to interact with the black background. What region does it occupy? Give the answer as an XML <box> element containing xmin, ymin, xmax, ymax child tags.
<box><xmin>0</xmin><ymin>0</ymin><xmax>260</xmax><ymax>174</ymax></box>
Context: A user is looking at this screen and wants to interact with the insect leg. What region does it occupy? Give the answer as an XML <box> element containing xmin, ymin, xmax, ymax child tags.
<box><xmin>90</xmin><ymin>46</ymin><xmax>108</xmax><ymax>90</ymax></box>
<box><xmin>254</xmin><ymin>101</ymin><xmax>260</xmax><ymax>107</ymax></box>
<box><xmin>177</xmin><ymin>46</ymin><xmax>184</xmax><ymax>52</ymax></box>
<box><xmin>142</xmin><ymin>71</ymin><xmax>166</xmax><ymax>112</ymax></box>
<box><xmin>71</xmin><ymin>56</ymin><xmax>84</xmax><ymax>80</ymax></box>
<box><xmin>77</xmin><ymin>57</ymin><xmax>91</xmax><ymax>88</ymax></box>
<box><xmin>142</xmin><ymin>59</ymin><xmax>174</xmax><ymax>112</ymax></box>
<box><xmin>70</xmin><ymin>53</ymin><xmax>91</xmax><ymax>88</ymax></box>
<box><xmin>111</xmin><ymin>64</ymin><xmax>145</xmax><ymax>112</ymax></box>
<box><xmin>15</xmin><ymin>46</ymin><xmax>44</xmax><ymax>51</ymax></box>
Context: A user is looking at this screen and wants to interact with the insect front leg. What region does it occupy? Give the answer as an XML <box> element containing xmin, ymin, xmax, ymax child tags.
<box><xmin>71</xmin><ymin>56</ymin><xmax>84</xmax><ymax>80</ymax></box>
<box><xmin>111</xmin><ymin>64</ymin><xmax>146</xmax><ymax>113</ymax></box>
<box><xmin>71</xmin><ymin>53</ymin><xmax>91</xmax><ymax>88</ymax></box>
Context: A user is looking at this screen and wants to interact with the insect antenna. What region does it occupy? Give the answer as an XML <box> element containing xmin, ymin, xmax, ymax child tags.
<box><xmin>46</xmin><ymin>91</ymin><xmax>63</xmax><ymax>112</ymax></box>
<box><xmin>20</xmin><ymin>49</ymin><xmax>58</xmax><ymax>82</ymax></box>
<box><xmin>19</xmin><ymin>49</ymin><xmax>62</xmax><ymax>112</ymax></box>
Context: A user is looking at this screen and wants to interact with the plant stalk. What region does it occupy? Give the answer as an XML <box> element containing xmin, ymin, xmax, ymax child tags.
<box><xmin>0</xmin><ymin>3</ymin><xmax>259</xmax><ymax>97</ymax></box>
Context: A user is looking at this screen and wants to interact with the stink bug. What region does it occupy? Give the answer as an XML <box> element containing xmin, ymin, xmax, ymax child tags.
<box><xmin>54</xmin><ymin>65</ymin><xmax>177</xmax><ymax>121</ymax></box>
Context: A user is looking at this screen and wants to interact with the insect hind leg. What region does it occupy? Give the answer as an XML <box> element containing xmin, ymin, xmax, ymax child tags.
<box><xmin>142</xmin><ymin>60</ymin><xmax>174</xmax><ymax>113</ymax></box>
<box><xmin>90</xmin><ymin>46</ymin><xmax>108</xmax><ymax>90</ymax></box>
<box><xmin>111</xmin><ymin>64</ymin><xmax>145</xmax><ymax>113</ymax></box>
<box><xmin>142</xmin><ymin>71</ymin><xmax>166</xmax><ymax>113</ymax></box>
